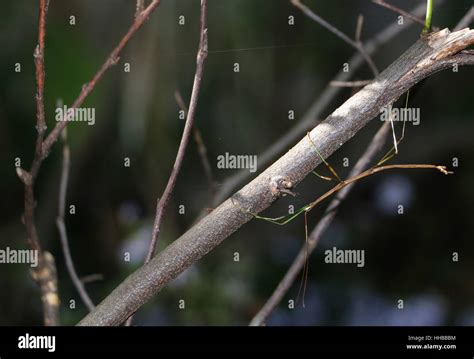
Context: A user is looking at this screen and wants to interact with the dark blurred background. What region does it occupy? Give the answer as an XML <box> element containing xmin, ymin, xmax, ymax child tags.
<box><xmin>0</xmin><ymin>0</ymin><xmax>473</xmax><ymax>326</ymax></box>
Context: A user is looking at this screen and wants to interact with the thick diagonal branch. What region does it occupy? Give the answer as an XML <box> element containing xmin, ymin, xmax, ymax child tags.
<box><xmin>79</xmin><ymin>28</ymin><xmax>474</xmax><ymax>326</ymax></box>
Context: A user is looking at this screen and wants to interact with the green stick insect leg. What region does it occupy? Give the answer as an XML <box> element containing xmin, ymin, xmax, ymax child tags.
<box><xmin>377</xmin><ymin>90</ymin><xmax>410</xmax><ymax>166</ymax></box>
<box><xmin>307</xmin><ymin>132</ymin><xmax>342</xmax><ymax>183</ymax></box>
<box><xmin>295</xmin><ymin>209</ymin><xmax>311</xmax><ymax>308</ymax></box>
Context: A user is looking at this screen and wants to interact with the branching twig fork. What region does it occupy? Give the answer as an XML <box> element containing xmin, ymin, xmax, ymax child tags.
<box><xmin>41</xmin><ymin>0</ymin><xmax>163</xmax><ymax>158</ymax></box>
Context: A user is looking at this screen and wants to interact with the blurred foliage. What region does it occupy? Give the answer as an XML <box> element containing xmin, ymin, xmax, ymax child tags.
<box><xmin>0</xmin><ymin>0</ymin><xmax>474</xmax><ymax>325</ymax></box>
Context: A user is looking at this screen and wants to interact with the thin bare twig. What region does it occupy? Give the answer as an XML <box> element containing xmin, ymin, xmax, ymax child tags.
<box><xmin>41</xmin><ymin>0</ymin><xmax>163</xmax><ymax>158</ymax></box>
<box><xmin>330</xmin><ymin>80</ymin><xmax>372</xmax><ymax>87</ymax></box>
<box><xmin>33</xmin><ymin>0</ymin><xmax>48</xmax><ymax>165</ymax></box>
<box><xmin>56</xmin><ymin>127</ymin><xmax>95</xmax><ymax>312</ymax></box>
<box><xmin>372</xmin><ymin>0</ymin><xmax>426</xmax><ymax>27</ymax></box>
<box><xmin>291</xmin><ymin>0</ymin><xmax>379</xmax><ymax>76</ymax></box>
<box><xmin>355</xmin><ymin>14</ymin><xmax>364</xmax><ymax>43</ymax></box>
<box><xmin>125</xmin><ymin>0</ymin><xmax>209</xmax><ymax>327</ymax></box>
<box><xmin>16</xmin><ymin>0</ymin><xmax>59</xmax><ymax>326</ymax></box>
<box><xmin>175</xmin><ymin>90</ymin><xmax>216</xmax><ymax>199</ymax></box>
<box><xmin>81</xmin><ymin>274</ymin><xmax>104</xmax><ymax>284</ymax></box>
<box><xmin>146</xmin><ymin>0</ymin><xmax>208</xmax><ymax>264</ymax></box>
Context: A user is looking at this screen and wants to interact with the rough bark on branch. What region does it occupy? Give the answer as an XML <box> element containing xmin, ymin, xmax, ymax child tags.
<box><xmin>79</xmin><ymin>28</ymin><xmax>474</xmax><ymax>326</ymax></box>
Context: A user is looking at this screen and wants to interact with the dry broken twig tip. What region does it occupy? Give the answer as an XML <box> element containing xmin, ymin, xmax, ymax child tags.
<box><xmin>136</xmin><ymin>0</ymin><xmax>146</xmax><ymax>18</ymax></box>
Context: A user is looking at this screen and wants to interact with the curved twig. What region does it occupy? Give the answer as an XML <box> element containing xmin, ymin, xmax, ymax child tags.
<box><xmin>56</xmin><ymin>128</ymin><xmax>95</xmax><ymax>312</ymax></box>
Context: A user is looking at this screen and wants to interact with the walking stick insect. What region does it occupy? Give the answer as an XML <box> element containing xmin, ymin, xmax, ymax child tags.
<box><xmin>235</xmin><ymin>91</ymin><xmax>453</xmax><ymax>307</ymax></box>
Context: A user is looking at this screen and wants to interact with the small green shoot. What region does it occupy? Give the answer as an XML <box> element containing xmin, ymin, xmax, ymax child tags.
<box><xmin>423</xmin><ymin>0</ymin><xmax>433</xmax><ymax>34</ymax></box>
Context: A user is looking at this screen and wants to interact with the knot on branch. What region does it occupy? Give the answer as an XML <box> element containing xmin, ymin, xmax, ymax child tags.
<box><xmin>110</xmin><ymin>55</ymin><xmax>120</xmax><ymax>66</ymax></box>
<box><xmin>33</xmin><ymin>45</ymin><xmax>43</xmax><ymax>60</ymax></box>
<box><xmin>35</xmin><ymin>123</ymin><xmax>47</xmax><ymax>133</ymax></box>
<box><xmin>270</xmin><ymin>175</ymin><xmax>295</xmax><ymax>198</ymax></box>
<box><xmin>30</xmin><ymin>252</ymin><xmax>59</xmax><ymax>299</ymax></box>
<box><xmin>16</xmin><ymin>167</ymin><xmax>33</xmax><ymax>186</ymax></box>
<box><xmin>435</xmin><ymin>166</ymin><xmax>453</xmax><ymax>175</ymax></box>
<box><xmin>198</xmin><ymin>28</ymin><xmax>209</xmax><ymax>62</ymax></box>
